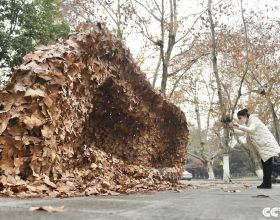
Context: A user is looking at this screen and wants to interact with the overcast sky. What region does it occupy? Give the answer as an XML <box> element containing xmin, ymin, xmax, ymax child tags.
<box><xmin>127</xmin><ymin>0</ymin><xmax>280</xmax><ymax>57</ymax></box>
<box><xmin>124</xmin><ymin>0</ymin><xmax>280</xmax><ymax>127</ymax></box>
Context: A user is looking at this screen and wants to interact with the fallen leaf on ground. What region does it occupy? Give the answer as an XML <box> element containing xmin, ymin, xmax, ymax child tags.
<box><xmin>174</xmin><ymin>188</ymin><xmax>182</xmax><ymax>192</ymax></box>
<box><xmin>252</xmin><ymin>194</ymin><xmax>270</xmax><ymax>198</ymax></box>
<box><xmin>222</xmin><ymin>188</ymin><xmax>241</xmax><ymax>193</ymax></box>
<box><xmin>85</xmin><ymin>187</ymin><xmax>99</xmax><ymax>196</ymax></box>
<box><xmin>107</xmin><ymin>190</ymin><xmax>121</xmax><ymax>196</ymax></box>
<box><xmin>43</xmin><ymin>176</ymin><xmax>57</xmax><ymax>188</ymax></box>
<box><xmin>29</xmin><ymin>205</ymin><xmax>65</xmax><ymax>213</ymax></box>
<box><xmin>24</xmin><ymin>88</ymin><xmax>45</xmax><ymax>97</ymax></box>
<box><xmin>243</xmin><ymin>184</ymin><xmax>251</xmax><ymax>188</ymax></box>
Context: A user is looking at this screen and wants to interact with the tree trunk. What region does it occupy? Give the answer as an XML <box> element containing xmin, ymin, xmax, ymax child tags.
<box><xmin>207</xmin><ymin>161</ymin><xmax>215</xmax><ymax>180</ymax></box>
<box><xmin>116</xmin><ymin>0</ymin><xmax>123</xmax><ymax>39</ymax></box>
<box><xmin>160</xmin><ymin>62</ymin><xmax>168</xmax><ymax>95</ymax></box>
<box><xmin>152</xmin><ymin>55</ymin><xmax>161</xmax><ymax>88</ymax></box>
<box><xmin>267</xmin><ymin>98</ymin><xmax>280</xmax><ymax>144</ymax></box>
<box><xmin>222</xmin><ymin>155</ymin><xmax>230</xmax><ymax>182</ymax></box>
<box><xmin>160</xmin><ymin>0</ymin><xmax>177</xmax><ymax>96</ymax></box>
<box><xmin>208</xmin><ymin>0</ymin><xmax>231</xmax><ymax>182</ymax></box>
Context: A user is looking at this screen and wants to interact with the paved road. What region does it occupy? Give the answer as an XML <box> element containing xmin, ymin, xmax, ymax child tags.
<box><xmin>0</xmin><ymin>180</ymin><xmax>279</xmax><ymax>220</ymax></box>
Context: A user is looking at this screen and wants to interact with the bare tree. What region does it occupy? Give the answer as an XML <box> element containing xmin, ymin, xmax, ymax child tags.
<box><xmin>207</xmin><ymin>0</ymin><xmax>231</xmax><ymax>182</ymax></box>
<box><xmin>206</xmin><ymin>0</ymin><xmax>253</xmax><ymax>182</ymax></box>
<box><xmin>131</xmin><ymin>0</ymin><xmax>204</xmax><ymax>96</ymax></box>
<box><xmin>62</xmin><ymin>0</ymin><xmax>134</xmax><ymax>40</ymax></box>
<box><xmin>171</xmin><ymin>61</ymin><xmax>220</xmax><ymax>179</ymax></box>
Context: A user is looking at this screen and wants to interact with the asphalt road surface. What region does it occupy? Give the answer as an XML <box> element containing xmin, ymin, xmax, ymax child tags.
<box><xmin>0</xmin><ymin>180</ymin><xmax>279</xmax><ymax>220</ymax></box>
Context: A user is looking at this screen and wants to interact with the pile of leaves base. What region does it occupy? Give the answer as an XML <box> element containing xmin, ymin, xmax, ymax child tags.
<box><xmin>1</xmin><ymin>147</ymin><xmax>195</xmax><ymax>198</ymax></box>
<box><xmin>0</xmin><ymin>23</ymin><xmax>189</xmax><ymax>197</ymax></box>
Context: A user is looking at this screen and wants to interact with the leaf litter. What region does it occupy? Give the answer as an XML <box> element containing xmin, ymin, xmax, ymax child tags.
<box><xmin>0</xmin><ymin>23</ymin><xmax>189</xmax><ymax>198</ymax></box>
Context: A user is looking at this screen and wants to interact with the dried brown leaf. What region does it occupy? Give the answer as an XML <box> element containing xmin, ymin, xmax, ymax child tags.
<box><xmin>29</xmin><ymin>205</ymin><xmax>65</xmax><ymax>213</ymax></box>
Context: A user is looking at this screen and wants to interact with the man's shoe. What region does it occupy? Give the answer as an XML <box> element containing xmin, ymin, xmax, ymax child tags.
<box><xmin>257</xmin><ymin>183</ymin><xmax>272</xmax><ymax>189</ymax></box>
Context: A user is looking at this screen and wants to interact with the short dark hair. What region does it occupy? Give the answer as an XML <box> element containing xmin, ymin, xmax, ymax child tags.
<box><xmin>237</xmin><ymin>108</ymin><xmax>250</xmax><ymax>118</ymax></box>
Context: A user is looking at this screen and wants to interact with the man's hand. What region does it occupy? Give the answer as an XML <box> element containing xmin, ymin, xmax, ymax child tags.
<box><xmin>232</xmin><ymin>122</ymin><xmax>239</xmax><ymax>128</ymax></box>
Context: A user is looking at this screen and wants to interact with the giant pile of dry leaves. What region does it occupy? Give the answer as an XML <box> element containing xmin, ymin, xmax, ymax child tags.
<box><xmin>0</xmin><ymin>23</ymin><xmax>189</xmax><ymax>197</ymax></box>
